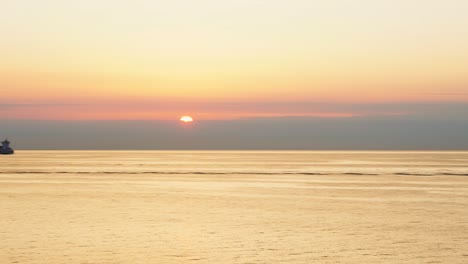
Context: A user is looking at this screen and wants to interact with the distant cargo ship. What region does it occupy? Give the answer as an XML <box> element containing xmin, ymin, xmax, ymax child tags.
<box><xmin>0</xmin><ymin>139</ymin><xmax>14</xmax><ymax>155</ymax></box>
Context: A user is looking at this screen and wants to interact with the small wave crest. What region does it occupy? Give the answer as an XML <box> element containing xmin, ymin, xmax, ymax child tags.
<box><xmin>0</xmin><ymin>171</ymin><xmax>467</xmax><ymax>176</ymax></box>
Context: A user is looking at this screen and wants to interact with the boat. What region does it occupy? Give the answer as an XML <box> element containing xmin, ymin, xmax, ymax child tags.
<box><xmin>0</xmin><ymin>139</ymin><xmax>14</xmax><ymax>155</ymax></box>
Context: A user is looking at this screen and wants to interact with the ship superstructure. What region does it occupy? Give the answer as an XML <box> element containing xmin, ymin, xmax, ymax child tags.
<box><xmin>0</xmin><ymin>139</ymin><xmax>14</xmax><ymax>155</ymax></box>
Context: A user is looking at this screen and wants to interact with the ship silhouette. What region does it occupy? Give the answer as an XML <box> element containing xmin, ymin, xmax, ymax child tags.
<box><xmin>1</xmin><ymin>139</ymin><xmax>14</xmax><ymax>155</ymax></box>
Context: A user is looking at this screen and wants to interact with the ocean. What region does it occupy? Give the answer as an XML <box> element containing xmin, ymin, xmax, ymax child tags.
<box><xmin>1</xmin><ymin>151</ymin><xmax>467</xmax><ymax>263</ymax></box>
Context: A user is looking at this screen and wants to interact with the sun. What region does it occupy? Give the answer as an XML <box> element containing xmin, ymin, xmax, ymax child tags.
<box><xmin>180</xmin><ymin>116</ymin><xmax>194</xmax><ymax>123</ymax></box>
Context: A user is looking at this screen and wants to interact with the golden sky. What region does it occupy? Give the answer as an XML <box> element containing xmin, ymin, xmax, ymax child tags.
<box><xmin>1</xmin><ymin>0</ymin><xmax>468</xmax><ymax>120</ymax></box>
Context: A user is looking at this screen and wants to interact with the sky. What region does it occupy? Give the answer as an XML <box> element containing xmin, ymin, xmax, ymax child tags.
<box><xmin>1</xmin><ymin>0</ymin><xmax>467</xmax><ymax>149</ymax></box>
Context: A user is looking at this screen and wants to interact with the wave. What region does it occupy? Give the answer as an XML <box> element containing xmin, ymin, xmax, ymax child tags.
<box><xmin>0</xmin><ymin>171</ymin><xmax>467</xmax><ymax>176</ymax></box>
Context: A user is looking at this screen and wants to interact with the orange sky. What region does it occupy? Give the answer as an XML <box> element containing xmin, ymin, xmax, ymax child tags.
<box><xmin>1</xmin><ymin>0</ymin><xmax>468</xmax><ymax>120</ymax></box>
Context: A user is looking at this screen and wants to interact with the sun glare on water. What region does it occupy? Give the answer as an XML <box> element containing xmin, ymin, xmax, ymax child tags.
<box><xmin>180</xmin><ymin>116</ymin><xmax>194</xmax><ymax>123</ymax></box>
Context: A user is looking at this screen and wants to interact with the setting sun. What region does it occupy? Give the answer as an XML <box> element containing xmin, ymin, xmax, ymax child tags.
<box><xmin>180</xmin><ymin>116</ymin><xmax>194</xmax><ymax>123</ymax></box>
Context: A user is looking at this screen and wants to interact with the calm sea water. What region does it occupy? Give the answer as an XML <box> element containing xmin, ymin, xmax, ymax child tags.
<box><xmin>1</xmin><ymin>151</ymin><xmax>467</xmax><ymax>176</ymax></box>
<box><xmin>1</xmin><ymin>151</ymin><xmax>468</xmax><ymax>264</ymax></box>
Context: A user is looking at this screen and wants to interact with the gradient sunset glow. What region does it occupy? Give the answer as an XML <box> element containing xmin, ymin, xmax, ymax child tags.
<box><xmin>2</xmin><ymin>1</ymin><xmax>468</xmax><ymax>122</ymax></box>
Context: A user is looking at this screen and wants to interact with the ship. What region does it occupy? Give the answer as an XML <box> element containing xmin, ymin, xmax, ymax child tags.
<box><xmin>0</xmin><ymin>139</ymin><xmax>14</xmax><ymax>155</ymax></box>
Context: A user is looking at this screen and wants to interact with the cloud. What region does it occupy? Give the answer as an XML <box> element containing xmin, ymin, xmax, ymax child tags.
<box><xmin>0</xmin><ymin>103</ymin><xmax>83</xmax><ymax>108</ymax></box>
<box><xmin>1</xmin><ymin>100</ymin><xmax>467</xmax><ymax>121</ymax></box>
